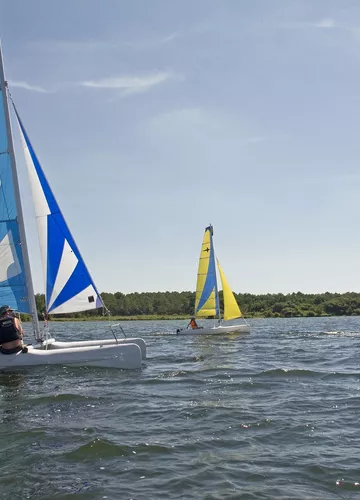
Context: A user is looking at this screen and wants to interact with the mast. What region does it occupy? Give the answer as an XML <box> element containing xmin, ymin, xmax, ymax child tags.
<box><xmin>209</xmin><ymin>224</ymin><xmax>221</xmax><ymax>323</ymax></box>
<box><xmin>0</xmin><ymin>43</ymin><xmax>40</xmax><ymax>339</ymax></box>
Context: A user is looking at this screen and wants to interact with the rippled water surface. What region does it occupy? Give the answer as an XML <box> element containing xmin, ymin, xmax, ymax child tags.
<box><xmin>1</xmin><ymin>317</ymin><xmax>360</xmax><ymax>499</ymax></box>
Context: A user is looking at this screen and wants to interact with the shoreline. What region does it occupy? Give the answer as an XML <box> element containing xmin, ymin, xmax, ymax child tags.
<box><xmin>19</xmin><ymin>313</ymin><xmax>342</xmax><ymax>322</ymax></box>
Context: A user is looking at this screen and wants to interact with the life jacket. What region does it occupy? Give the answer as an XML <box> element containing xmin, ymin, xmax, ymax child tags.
<box><xmin>0</xmin><ymin>316</ymin><xmax>22</xmax><ymax>344</ymax></box>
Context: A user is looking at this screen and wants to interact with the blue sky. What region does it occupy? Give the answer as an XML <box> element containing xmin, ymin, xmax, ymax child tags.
<box><xmin>1</xmin><ymin>0</ymin><xmax>360</xmax><ymax>295</ymax></box>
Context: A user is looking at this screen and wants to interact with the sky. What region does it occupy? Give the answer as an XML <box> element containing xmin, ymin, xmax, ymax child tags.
<box><xmin>1</xmin><ymin>0</ymin><xmax>360</xmax><ymax>295</ymax></box>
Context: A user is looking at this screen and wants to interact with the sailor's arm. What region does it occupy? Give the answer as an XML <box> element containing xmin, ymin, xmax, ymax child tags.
<box><xmin>14</xmin><ymin>317</ymin><xmax>24</xmax><ymax>337</ymax></box>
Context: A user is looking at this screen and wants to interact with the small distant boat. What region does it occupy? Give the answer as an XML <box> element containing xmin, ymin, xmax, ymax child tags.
<box><xmin>0</xmin><ymin>44</ymin><xmax>145</xmax><ymax>369</ymax></box>
<box><xmin>177</xmin><ymin>225</ymin><xmax>250</xmax><ymax>336</ymax></box>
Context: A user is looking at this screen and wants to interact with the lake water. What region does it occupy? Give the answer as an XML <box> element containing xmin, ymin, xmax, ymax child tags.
<box><xmin>0</xmin><ymin>316</ymin><xmax>360</xmax><ymax>499</ymax></box>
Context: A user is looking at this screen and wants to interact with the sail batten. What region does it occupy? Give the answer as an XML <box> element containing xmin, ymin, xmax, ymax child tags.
<box><xmin>13</xmin><ymin>106</ymin><xmax>103</xmax><ymax>315</ymax></box>
<box><xmin>217</xmin><ymin>259</ymin><xmax>242</xmax><ymax>321</ymax></box>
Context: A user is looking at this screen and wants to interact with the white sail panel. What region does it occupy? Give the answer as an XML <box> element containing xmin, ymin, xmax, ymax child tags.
<box><xmin>17</xmin><ymin>119</ymin><xmax>49</xmax><ymax>284</ymax></box>
<box><xmin>50</xmin><ymin>284</ymin><xmax>102</xmax><ymax>315</ymax></box>
<box><xmin>47</xmin><ymin>238</ymin><xmax>78</xmax><ymax>311</ymax></box>
<box><xmin>0</xmin><ymin>230</ymin><xmax>21</xmax><ymax>282</ymax></box>
<box><xmin>19</xmin><ymin>125</ymin><xmax>50</xmax><ymax>218</ymax></box>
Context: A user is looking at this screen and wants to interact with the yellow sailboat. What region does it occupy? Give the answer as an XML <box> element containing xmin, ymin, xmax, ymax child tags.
<box><xmin>177</xmin><ymin>225</ymin><xmax>250</xmax><ymax>335</ymax></box>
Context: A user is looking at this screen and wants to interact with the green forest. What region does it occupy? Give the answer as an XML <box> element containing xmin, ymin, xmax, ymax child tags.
<box><xmin>32</xmin><ymin>290</ymin><xmax>360</xmax><ymax>320</ymax></box>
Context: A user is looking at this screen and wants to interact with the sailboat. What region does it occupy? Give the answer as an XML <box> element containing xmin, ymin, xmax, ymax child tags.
<box><xmin>0</xmin><ymin>44</ymin><xmax>146</xmax><ymax>369</ymax></box>
<box><xmin>176</xmin><ymin>225</ymin><xmax>250</xmax><ymax>335</ymax></box>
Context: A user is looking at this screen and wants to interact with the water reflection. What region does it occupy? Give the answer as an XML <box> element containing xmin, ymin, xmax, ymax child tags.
<box><xmin>0</xmin><ymin>372</ymin><xmax>26</xmax><ymax>424</ymax></box>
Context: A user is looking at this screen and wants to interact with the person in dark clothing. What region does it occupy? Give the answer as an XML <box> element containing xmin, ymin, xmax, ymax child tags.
<box><xmin>0</xmin><ymin>305</ymin><xmax>25</xmax><ymax>354</ymax></box>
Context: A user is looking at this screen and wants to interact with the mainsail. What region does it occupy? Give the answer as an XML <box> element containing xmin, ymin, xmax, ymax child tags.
<box><xmin>217</xmin><ymin>259</ymin><xmax>242</xmax><ymax>321</ymax></box>
<box><xmin>194</xmin><ymin>225</ymin><xmax>219</xmax><ymax>318</ymax></box>
<box><xmin>0</xmin><ymin>52</ymin><xmax>31</xmax><ymax>313</ymax></box>
<box><xmin>13</xmin><ymin>107</ymin><xmax>103</xmax><ymax>315</ymax></box>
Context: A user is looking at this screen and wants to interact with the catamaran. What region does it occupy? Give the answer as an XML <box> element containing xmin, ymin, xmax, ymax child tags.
<box><xmin>0</xmin><ymin>44</ymin><xmax>146</xmax><ymax>369</ymax></box>
<box><xmin>176</xmin><ymin>225</ymin><xmax>250</xmax><ymax>335</ymax></box>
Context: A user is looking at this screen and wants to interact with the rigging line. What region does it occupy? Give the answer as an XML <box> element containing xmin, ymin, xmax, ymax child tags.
<box><xmin>5</xmin><ymin>82</ymin><xmax>14</xmax><ymax>103</ymax></box>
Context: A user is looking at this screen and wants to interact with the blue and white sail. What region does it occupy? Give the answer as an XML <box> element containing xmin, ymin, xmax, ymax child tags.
<box><xmin>13</xmin><ymin>107</ymin><xmax>103</xmax><ymax>315</ymax></box>
<box><xmin>0</xmin><ymin>66</ymin><xmax>30</xmax><ymax>312</ymax></box>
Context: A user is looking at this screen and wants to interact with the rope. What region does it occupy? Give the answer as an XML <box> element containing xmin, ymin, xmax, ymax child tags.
<box><xmin>102</xmin><ymin>305</ymin><xmax>128</xmax><ymax>342</ymax></box>
<box><xmin>103</xmin><ymin>306</ymin><xmax>117</xmax><ymax>343</ymax></box>
<box><xmin>41</xmin><ymin>310</ymin><xmax>50</xmax><ymax>349</ymax></box>
<box><xmin>6</xmin><ymin>82</ymin><xmax>14</xmax><ymax>104</ymax></box>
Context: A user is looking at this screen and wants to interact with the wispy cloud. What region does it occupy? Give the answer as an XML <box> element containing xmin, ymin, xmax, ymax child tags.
<box><xmin>157</xmin><ymin>32</ymin><xmax>179</xmax><ymax>44</ymax></box>
<box><xmin>280</xmin><ymin>17</ymin><xmax>338</xmax><ymax>31</ymax></box>
<box><xmin>124</xmin><ymin>32</ymin><xmax>180</xmax><ymax>50</ymax></box>
<box><xmin>30</xmin><ymin>33</ymin><xmax>179</xmax><ymax>53</ymax></box>
<box><xmin>30</xmin><ymin>39</ymin><xmax>119</xmax><ymax>53</ymax></box>
<box><xmin>147</xmin><ymin>107</ymin><xmax>271</xmax><ymax>150</ymax></box>
<box><xmin>8</xmin><ymin>70</ymin><xmax>180</xmax><ymax>97</ymax></box>
<box><xmin>8</xmin><ymin>80</ymin><xmax>50</xmax><ymax>93</ymax></box>
<box><xmin>245</xmin><ymin>136</ymin><xmax>267</xmax><ymax>144</ymax></box>
<box><xmin>79</xmin><ymin>71</ymin><xmax>176</xmax><ymax>96</ymax></box>
<box><xmin>313</xmin><ymin>18</ymin><xmax>336</xmax><ymax>29</ymax></box>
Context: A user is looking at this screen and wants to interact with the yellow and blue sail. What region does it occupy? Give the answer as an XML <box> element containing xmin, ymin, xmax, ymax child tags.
<box><xmin>194</xmin><ymin>225</ymin><xmax>220</xmax><ymax>318</ymax></box>
<box><xmin>0</xmin><ymin>81</ymin><xmax>30</xmax><ymax>312</ymax></box>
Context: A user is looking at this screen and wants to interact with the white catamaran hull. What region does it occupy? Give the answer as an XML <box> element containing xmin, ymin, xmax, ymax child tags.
<box><xmin>0</xmin><ymin>343</ymin><xmax>143</xmax><ymax>370</ymax></box>
<box><xmin>0</xmin><ymin>48</ymin><xmax>148</xmax><ymax>372</ymax></box>
<box><xmin>176</xmin><ymin>324</ymin><xmax>250</xmax><ymax>336</ymax></box>
<box><xmin>39</xmin><ymin>338</ymin><xmax>146</xmax><ymax>359</ymax></box>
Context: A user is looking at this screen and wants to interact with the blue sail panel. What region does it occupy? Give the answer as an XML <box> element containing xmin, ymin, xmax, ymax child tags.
<box><xmin>0</xmin><ymin>86</ymin><xmax>30</xmax><ymax>312</ymax></box>
<box><xmin>14</xmin><ymin>106</ymin><xmax>103</xmax><ymax>315</ymax></box>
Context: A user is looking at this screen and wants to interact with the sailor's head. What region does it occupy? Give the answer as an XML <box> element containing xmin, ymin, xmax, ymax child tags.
<box><xmin>0</xmin><ymin>305</ymin><xmax>12</xmax><ymax>317</ymax></box>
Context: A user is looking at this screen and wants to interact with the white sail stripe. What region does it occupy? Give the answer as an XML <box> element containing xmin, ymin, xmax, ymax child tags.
<box><xmin>0</xmin><ymin>230</ymin><xmax>21</xmax><ymax>282</ymax></box>
<box><xmin>47</xmin><ymin>238</ymin><xmax>78</xmax><ymax>310</ymax></box>
<box><xmin>17</xmin><ymin>120</ymin><xmax>50</xmax><ymax>295</ymax></box>
<box><xmin>35</xmin><ymin>215</ymin><xmax>48</xmax><ymax>290</ymax></box>
<box><xmin>18</xmin><ymin>123</ymin><xmax>50</xmax><ymax>218</ymax></box>
<box><xmin>50</xmin><ymin>284</ymin><xmax>99</xmax><ymax>315</ymax></box>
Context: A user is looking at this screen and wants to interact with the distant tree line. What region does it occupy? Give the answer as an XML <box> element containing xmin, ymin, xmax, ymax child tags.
<box><xmin>33</xmin><ymin>291</ymin><xmax>360</xmax><ymax>319</ymax></box>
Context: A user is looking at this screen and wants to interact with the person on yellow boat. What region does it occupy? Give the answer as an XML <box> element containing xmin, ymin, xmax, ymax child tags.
<box><xmin>187</xmin><ymin>317</ymin><xmax>202</xmax><ymax>329</ymax></box>
<box><xmin>0</xmin><ymin>305</ymin><xmax>26</xmax><ymax>354</ymax></box>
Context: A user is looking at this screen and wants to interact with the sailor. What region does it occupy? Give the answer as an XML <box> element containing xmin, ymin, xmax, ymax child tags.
<box><xmin>187</xmin><ymin>317</ymin><xmax>200</xmax><ymax>329</ymax></box>
<box><xmin>0</xmin><ymin>305</ymin><xmax>26</xmax><ymax>354</ymax></box>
